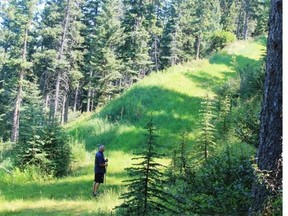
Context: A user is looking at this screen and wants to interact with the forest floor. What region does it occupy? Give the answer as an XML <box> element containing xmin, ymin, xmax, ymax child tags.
<box><xmin>0</xmin><ymin>38</ymin><xmax>266</xmax><ymax>215</ymax></box>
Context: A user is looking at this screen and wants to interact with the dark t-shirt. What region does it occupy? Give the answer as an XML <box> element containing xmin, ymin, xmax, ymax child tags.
<box><xmin>94</xmin><ymin>151</ymin><xmax>106</xmax><ymax>174</ymax></box>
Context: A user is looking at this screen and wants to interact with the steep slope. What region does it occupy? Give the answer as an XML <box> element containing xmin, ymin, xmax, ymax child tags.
<box><xmin>65</xmin><ymin>38</ymin><xmax>265</xmax><ymax>153</ymax></box>
<box><xmin>0</xmin><ymin>38</ymin><xmax>266</xmax><ymax>215</ymax></box>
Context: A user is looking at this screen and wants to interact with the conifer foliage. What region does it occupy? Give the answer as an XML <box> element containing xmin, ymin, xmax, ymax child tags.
<box><xmin>0</xmin><ymin>0</ymin><xmax>269</xmax><ymax>141</ymax></box>
<box><xmin>197</xmin><ymin>93</ymin><xmax>216</xmax><ymax>160</ymax></box>
<box><xmin>116</xmin><ymin>119</ymin><xmax>174</xmax><ymax>215</ymax></box>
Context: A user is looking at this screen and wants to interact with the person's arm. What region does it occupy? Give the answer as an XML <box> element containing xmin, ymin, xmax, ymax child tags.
<box><xmin>99</xmin><ymin>162</ymin><xmax>108</xmax><ymax>167</ymax></box>
<box><xmin>98</xmin><ymin>154</ymin><xmax>108</xmax><ymax>167</ymax></box>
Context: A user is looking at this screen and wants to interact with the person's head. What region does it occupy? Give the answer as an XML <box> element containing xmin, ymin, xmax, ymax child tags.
<box><xmin>99</xmin><ymin>144</ymin><xmax>105</xmax><ymax>152</ymax></box>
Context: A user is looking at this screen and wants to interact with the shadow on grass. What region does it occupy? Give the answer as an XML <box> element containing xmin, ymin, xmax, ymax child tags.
<box><xmin>185</xmin><ymin>54</ymin><xmax>264</xmax><ymax>93</ymax></box>
<box><xmin>68</xmin><ymin>86</ymin><xmax>203</xmax><ymax>153</ymax></box>
<box><xmin>209</xmin><ymin>53</ymin><xmax>263</xmax><ymax>70</ymax></box>
<box><xmin>0</xmin><ymin>209</ymin><xmax>112</xmax><ymax>216</ymax></box>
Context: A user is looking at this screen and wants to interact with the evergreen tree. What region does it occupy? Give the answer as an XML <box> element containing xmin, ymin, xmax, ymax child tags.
<box><xmin>120</xmin><ymin>0</ymin><xmax>153</xmax><ymax>84</ymax></box>
<box><xmin>174</xmin><ymin>131</ymin><xmax>189</xmax><ymax>175</ymax></box>
<box><xmin>35</xmin><ymin>0</ymin><xmax>84</xmax><ymax>122</ymax></box>
<box><xmin>234</xmin><ymin>0</ymin><xmax>263</xmax><ymax>40</ymax></box>
<box><xmin>161</xmin><ymin>1</ymin><xmax>183</xmax><ymax>67</ymax></box>
<box><xmin>178</xmin><ymin>0</ymin><xmax>199</xmax><ymax>61</ymax></box>
<box><xmin>146</xmin><ymin>0</ymin><xmax>164</xmax><ymax>71</ymax></box>
<box><xmin>197</xmin><ymin>93</ymin><xmax>216</xmax><ymax>160</ymax></box>
<box><xmin>193</xmin><ymin>0</ymin><xmax>221</xmax><ymax>59</ymax></box>
<box><xmin>16</xmin><ymin>123</ymin><xmax>71</xmax><ymax>177</ymax></box>
<box><xmin>251</xmin><ymin>0</ymin><xmax>270</xmax><ymax>36</ymax></box>
<box><xmin>217</xmin><ymin>95</ymin><xmax>232</xmax><ymax>142</ymax></box>
<box><xmin>0</xmin><ymin>34</ymin><xmax>9</xmax><ymax>140</ymax></box>
<box><xmin>220</xmin><ymin>0</ymin><xmax>238</xmax><ymax>33</ymax></box>
<box><xmin>81</xmin><ymin>0</ymin><xmax>101</xmax><ymax>112</ymax></box>
<box><xmin>116</xmin><ymin>119</ymin><xmax>174</xmax><ymax>215</ymax></box>
<box><xmin>87</xmin><ymin>0</ymin><xmax>125</xmax><ymax>107</ymax></box>
<box><xmin>0</xmin><ymin>0</ymin><xmax>38</xmax><ymax>141</ymax></box>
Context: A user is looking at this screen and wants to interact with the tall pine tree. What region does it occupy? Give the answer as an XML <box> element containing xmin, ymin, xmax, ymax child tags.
<box><xmin>120</xmin><ymin>0</ymin><xmax>152</xmax><ymax>85</ymax></box>
<box><xmin>35</xmin><ymin>0</ymin><xmax>84</xmax><ymax>122</ymax></box>
<box><xmin>85</xmin><ymin>0</ymin><xmax>125</xmax><ymax>108</ymax></box>
<box><xmin>161</xmin><ymin>1</ymin><xmax>183</xmax><ymax>67</ymax></box>
<box><xmin>0</xmin><ymin>0</ymin><xmax>38</xmax><ymax>141</ymax></box>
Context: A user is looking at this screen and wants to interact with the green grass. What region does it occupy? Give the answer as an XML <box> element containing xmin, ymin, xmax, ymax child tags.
<box><xmin>0</xmin><ymin>38</ymin><xmax>266</xmax><ymax>215</ymax></box>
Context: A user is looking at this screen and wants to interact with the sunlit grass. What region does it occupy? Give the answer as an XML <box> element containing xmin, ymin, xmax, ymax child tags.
<box><xmin>0</xmin><ymin>197</ymin><xmax>123</xmax><ymax>215</ymax></box>
<box><xmin>0</xmin><ymin>39</ymin><xmax>266</xmax><ymax>215</ymax></box>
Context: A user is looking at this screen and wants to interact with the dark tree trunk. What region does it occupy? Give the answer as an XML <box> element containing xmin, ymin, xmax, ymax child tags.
<box><xmin>195</xmin><ymin>35</ymin><xmax>201</xmax><ymax>60</ymax></box>
<box><xmin>250</xmin><ymin>0</ymin><xmax>282</xmax><ymax>214</ymax></box>
<box><xmin>87</xmin><ymin>70</ymin><xmax>93</xmax><ymax>112</ymax></box>
<box><xmin>73</xmin><ymin>85</ymin><xmax>79</xmax><ymax>112</ymax></box>
<box><xmin>243</xmin><ymin>0</ymin><xmax>250</xmax><ymax>40</ymax></box>
<box><xmin>64</xmin><ymin>93</ymin><xmax>69</xmax><ymax>123</ymax></box>
<box><xmin>236</xmin><ymin>1</ymin><xmax>244</xmax><ymax>40</ymax></box>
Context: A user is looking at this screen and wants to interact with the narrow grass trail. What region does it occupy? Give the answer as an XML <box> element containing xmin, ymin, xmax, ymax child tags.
<box><xmin>0</xmin><ymin>38</ymin><xmax>265</xmax><ymax>215</ymax></box>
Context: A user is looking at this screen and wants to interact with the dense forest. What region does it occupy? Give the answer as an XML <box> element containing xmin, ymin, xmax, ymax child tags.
<box><xmin>0</xmin><ymin>0</ymin><xmax>269</xmax><ymax>139</ymax></box>
<box><xmin>0</xmin><ymin>0</ymin><xmax>282</xmax><ymax>215</ymax></box>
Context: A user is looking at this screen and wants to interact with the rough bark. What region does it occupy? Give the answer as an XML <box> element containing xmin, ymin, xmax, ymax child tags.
<box><xmin>250</xmin><ymin>0</ymin><xmax>282</xmax><ymax>213</ymax></box>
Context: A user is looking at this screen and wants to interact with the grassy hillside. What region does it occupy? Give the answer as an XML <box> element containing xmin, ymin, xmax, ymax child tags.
<box><xmin>65</xmin><ymin>38</ymin><xmax>265</xmax><ymax>153</ymax></box>
<box><xmin>0</xmin><ymin>38</ymin><xmax>266</xmax><ymax>215</ymax></box>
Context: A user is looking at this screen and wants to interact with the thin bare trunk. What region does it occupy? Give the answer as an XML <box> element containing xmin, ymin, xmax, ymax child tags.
<box><xmin>196</xmin><ymin>35</ymin><xmax>201</xmax><ymax>60</ymax></box>
<box><xmin>87</xmin><ymin>70</ymin><xmax>93</xmax><ymax>112</ymax></box>
<box><xmin>11</xmin><ymin>22</ymin><xmax>29</xmax><ymax>142</ymax></box>
<box><xmin>153</xmin><ymin>35</ymin><xmax>159</xmax><ymax>71</ymax></box>
<box><xmin>91</xmin><ymin>90</ymin><xmax>95</xmax><ymax>111</ymax></box>
<box><xmin>61</xmin><ymin>94</ymin><xmax>66</xmax><ymax>125</ymax></box>
<box><xmin>45</xmin><ymin>94</ymin><xmax>50</xmax><ymax>110</ymax></box>
<box><xmin>73</xmin><ymin>85</ymin><xmax>79</xmax><ymax>112</ymax></box>
<box><xmin>54</xmin><ymin>73</ymin><xmax>61</xmax><ymax>119</ymax></box>
<box><xmin>53</xmin><ymin>0</ymin><xmax>71</xmax><ymax>120</ymax></box>
<box><xmin>64</xmin><ymin>93</ymin><xmax>69</xmax><ymax>123</ymax></box>
<box><xmin>11</xmin><ymin>73</ymin><xmax>23</xmax><ymax>142</ymax></box>
<box><xmin>236</xmin><ymin>3</ymin><xmax>244</xmax><ymax>40</ymax></box>
<box><xmin>243</xmin><ymin>0</ymin><xmax>250</xmax><ymax>40</ymax></box>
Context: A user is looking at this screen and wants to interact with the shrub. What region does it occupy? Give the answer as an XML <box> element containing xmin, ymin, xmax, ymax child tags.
<box><xmin>238</xmin><ymin>65</ymin><xmax>265</xmax><ymax>100</ymax></box>
<box><xmin>173</xmin><ymin>147</ymin><xmax>254</xmax><ymax>215</ymax></box>
<box><xmin>15</xmin><ymin>125</ymin><xmax>71</xmax><ymax>177</ymax></box>
<box><xmin>0</xmin><ymin>166</ymin><xmax>52</xmax><ymax>185</ymax></box>
<box><xmin>210</xmin><ymin>30</ymin><xmax>237</xmax><ymax>51</ymax></box>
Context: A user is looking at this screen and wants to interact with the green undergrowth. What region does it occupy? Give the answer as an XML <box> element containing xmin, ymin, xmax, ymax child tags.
<box><xmin>0</xmin><ymin>37</ymin><xmax>266</xmax><ymax>215</ymax></box>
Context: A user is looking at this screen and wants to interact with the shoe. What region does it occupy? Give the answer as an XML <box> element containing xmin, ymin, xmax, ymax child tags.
<box><xmin>92</xmin><ymin>192</ymin><xmax>99</xmax><ymax>197</ymax></box>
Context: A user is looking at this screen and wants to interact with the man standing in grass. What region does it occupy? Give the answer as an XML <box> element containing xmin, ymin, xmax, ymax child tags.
<box><xmin>92</xmin><ymin>144</ymin><xmax>108</xmax><ymax>196</ymax></box>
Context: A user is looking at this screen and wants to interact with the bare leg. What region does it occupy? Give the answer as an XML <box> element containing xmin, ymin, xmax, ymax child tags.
<box><xmin>93</xmin><ymin>182</ymin><xmax>100</xmax><ymax>194</ymax></box>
